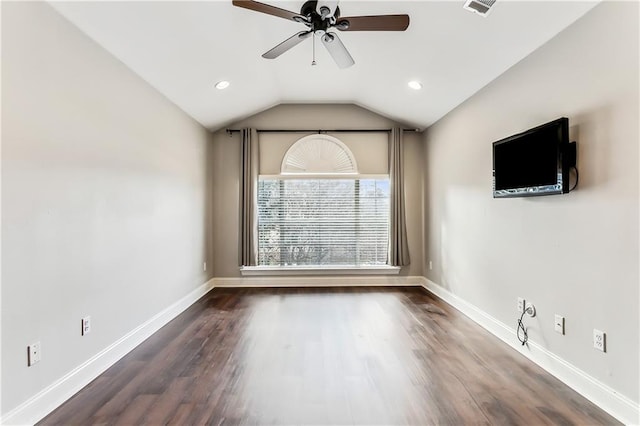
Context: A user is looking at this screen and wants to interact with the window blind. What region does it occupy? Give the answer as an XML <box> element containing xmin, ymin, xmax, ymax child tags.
<box><xmin>257</xmin><ymin>178</ymin><xmax>390</xmax><ymax>267</ymax></box>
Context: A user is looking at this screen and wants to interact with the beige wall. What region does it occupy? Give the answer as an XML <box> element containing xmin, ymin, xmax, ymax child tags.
<box><xmin>424</xmin><ymin>2</ymin><xmax>638</xmax><ymax>405</ymax></box>
<box><xmin>211</xmin><ymin>104</ymin><xmax>424</xmax><ymax>277</ymax></box>
<box><xmin>1</xmin><ymin>2</ymin><xmax>214</xmax><ymax>416</ymax></box>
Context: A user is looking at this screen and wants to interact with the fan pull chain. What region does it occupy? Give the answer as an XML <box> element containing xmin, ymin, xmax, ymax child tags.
<box><xmin>311</xmin><ymin>33</ymin><xmax>317</xmax><ymax>66</ymax></box>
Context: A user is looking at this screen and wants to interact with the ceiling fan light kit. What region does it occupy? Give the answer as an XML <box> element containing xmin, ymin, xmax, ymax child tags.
<box><xmin>232</xmin><ymin>0</ymin><xmax>410</xmax><ymax>68</ymax></box>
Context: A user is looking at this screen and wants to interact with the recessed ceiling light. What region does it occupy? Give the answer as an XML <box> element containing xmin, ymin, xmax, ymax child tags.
<box><xmin>408</xmin><ymin>81</ymin><xmax>423</xmax><ymax>90</ymax></box>
<box><xmin>215</xmin><ymin>80</ymin><xmax>230</xmax><ymax>90</ymax></box>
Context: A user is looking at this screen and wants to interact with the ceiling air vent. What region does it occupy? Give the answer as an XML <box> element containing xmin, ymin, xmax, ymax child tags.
<box><xmin>463</xmin><ymin>0</ymin><xmax>496</xmax><ymax>17</ymax></box>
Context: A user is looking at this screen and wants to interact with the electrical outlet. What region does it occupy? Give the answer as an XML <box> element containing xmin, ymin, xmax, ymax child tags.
<box><xmin>28</xmin><ymin>342</ymin><xmax>41</xmax><ymax>366</ymax></box>
<box><xmin>517</xmin><ymin>297</ymin><xmax>525</xmax><ymax>314</ymax></box>
<box><xmin>593</xmin><ymin>329</ymin><xmax>606</xmax><ymax>352</ymax></box>
<box><xmin>429</xmin><ymin>260</ymin><xmax>433</xmax><ymax>270</ymax></box>
<box><xmin>554</xmin><ymin>315</ymin><xmax>565</xmax><ymax>334</ymax></box>
<box><xmin>82</xmin><ymin>316</ymin><xmax>91</xmax><ymax>336</ymax></box>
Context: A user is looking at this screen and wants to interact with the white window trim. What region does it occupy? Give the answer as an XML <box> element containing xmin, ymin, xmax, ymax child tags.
<box><xmin>240</xmin><ymin>265</ymin><xmax>401</xmax><ymax>276</ymax></box>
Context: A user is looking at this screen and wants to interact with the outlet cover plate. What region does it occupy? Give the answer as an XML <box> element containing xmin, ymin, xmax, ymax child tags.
<box><xmin>82</xmin><ymin>316</ymin><xmax>91</xmax><ymax>336</ymax></box>
<box><xmin>554</xmin><ymin>315</ymin><xmax>565</xmax><ymax>334</ymax></box>
<box><xmin>28</xmin><ymin>342</ymin><xmax>41</xmax><ymax>366</ymax></box>
<box><xmin>593</xmin><ymin>329</ymin><xmax>606</xmax><ymax>352</ymax></box>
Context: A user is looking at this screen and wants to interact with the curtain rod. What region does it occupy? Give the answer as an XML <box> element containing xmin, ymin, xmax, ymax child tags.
<box><xmin>225</xmin><ymin>128</ymin><xmax>420</xmax><ymax>135</ymax></box>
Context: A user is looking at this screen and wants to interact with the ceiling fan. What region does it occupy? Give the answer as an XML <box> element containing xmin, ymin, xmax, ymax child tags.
<box><xmin>232</xmin><ymin>0</ymin><xmax>410</xmax><ymax>68</ymax></box>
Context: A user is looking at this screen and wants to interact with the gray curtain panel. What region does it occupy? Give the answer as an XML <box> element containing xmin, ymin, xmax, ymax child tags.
<box><xmin>239</xmin><ymin>128</ymin><xmax>259</xmax><ymax>266</ymax></box>
<box><xmin>389</xmin><ymin>128</ymin><xmax>411</xmax><ymax>266</ymax></box>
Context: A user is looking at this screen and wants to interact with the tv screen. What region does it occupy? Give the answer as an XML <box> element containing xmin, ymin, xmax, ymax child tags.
<box><xmin>493</xmin><ymin>118</ymin><xmax>574</xmax><ymax>198</ymax></box>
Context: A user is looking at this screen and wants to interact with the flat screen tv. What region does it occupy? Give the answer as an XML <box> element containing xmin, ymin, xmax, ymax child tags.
<box><xmin>492</xmin><ymin>117</ymin><xmax>576</xmax><ymax>198</ymax></box>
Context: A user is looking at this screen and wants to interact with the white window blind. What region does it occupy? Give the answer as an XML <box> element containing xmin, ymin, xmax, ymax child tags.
<box><xmin>258</xmin><ymin>178</ymin><xmax>390</xmax><ymax>267</ymax></box>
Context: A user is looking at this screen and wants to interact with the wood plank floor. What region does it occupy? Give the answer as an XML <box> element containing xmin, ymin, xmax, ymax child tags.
<box><xmin>39</xmin><ymin>287</ymin><xmax>619</xmax><ymax>425</ymax></box>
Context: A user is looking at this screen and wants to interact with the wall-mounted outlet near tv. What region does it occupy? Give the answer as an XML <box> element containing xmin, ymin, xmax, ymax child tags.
<box><xmin>492</xmin><ymin>117</ymin><xmax>577</xmax><ymax>198</ymax></box>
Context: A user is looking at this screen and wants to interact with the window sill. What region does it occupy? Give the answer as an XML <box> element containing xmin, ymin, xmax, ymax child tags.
<box><xmin>239</xmin><ymin>265</ymin><xmax>401</xmax><ymax>276</ymax></box>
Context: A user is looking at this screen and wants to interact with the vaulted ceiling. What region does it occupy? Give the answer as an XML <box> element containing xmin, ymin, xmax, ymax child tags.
<box><xmin>50</xmin><ymin>1</ymin><xmax>598</xmax><ymax>131</ymax></box>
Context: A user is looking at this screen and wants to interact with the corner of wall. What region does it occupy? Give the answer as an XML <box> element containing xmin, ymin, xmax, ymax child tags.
<box><xmin>0</xmin><ymin>279</ymin><xmax>215</xmax><ymax>426</ymax></box>
<box><xmin>420</xmin><ymin>278</ymin><xmax>640</xmax><ymax>425</ymax></box>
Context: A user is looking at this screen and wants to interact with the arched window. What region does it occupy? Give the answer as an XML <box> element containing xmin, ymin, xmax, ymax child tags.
<box><xmin>281</xmin><ymin>135</ymin><xmax>358</xmax><ymax>174</ymax></box>
<box><xmin>257</xmin><ymin>134</ymin><xmax>390</xmax><ymax>268</ymax></box>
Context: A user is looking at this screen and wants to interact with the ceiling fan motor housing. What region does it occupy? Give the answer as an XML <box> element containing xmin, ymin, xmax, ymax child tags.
<box><xmin>301</xmin><ymin>0</ymin><xmax>341</xmax><ymax>34</ymax></box>
<box><xmin>301</xmin><ymin>1</ymin><xmax>340</xmax><ymax>18</ymax></box>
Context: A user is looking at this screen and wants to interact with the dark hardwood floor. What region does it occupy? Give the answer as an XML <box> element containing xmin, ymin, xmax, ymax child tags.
<box><xmin>39</xmin><ymin>287</ymin><xmax>619</xmax><ymax>425</ymax></box>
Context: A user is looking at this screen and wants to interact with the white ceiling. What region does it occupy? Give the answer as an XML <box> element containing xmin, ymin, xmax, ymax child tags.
<box><xmin>50</xmin><ymin>1</ymin><xmax>598</xmax><ymax>131</ymax></box>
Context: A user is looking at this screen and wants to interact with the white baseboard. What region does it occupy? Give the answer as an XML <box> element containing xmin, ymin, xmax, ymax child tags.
<box><xmin>5</xmin><ymin>277</ymin><xmax>636</xmax><ymax>425</ymax></box>
<box><xmin>421</xmin><ymin>278</ymin><xmax>640</xmax><ymax>426</ymax></box>
<box><xmin>0</xmin><ymin>279</ymin><xmax>215</xmax><ymax>426</ymax></box>
<box><xmin>213</xmin><ymin>275</ymin><xmax>425</xmax><ymax>288</ymax></box>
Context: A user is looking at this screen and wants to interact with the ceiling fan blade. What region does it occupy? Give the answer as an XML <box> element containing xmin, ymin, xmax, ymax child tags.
<box><xmin>262</xmin><ymin>31</ymin><xmax>312</xmax><ymax>59</ymax></box>
<box><xmin>232</xmin><ymin>0</ymin><xmax>304</xmax><ymax>22</ymax></box>
<box><xmin>335</xmin><ymin>15</ymin><xmax>410</xmax><ymax>31</ymax></box>
<box><xmin>316</xmin><ymin>0</ymin><xmax>339</xmax><ymax>19</ymax></box>
<box><xmin>321</xmin><ymin>32</ymin><xmax>355</xmax><ymax>69</ymax></box>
